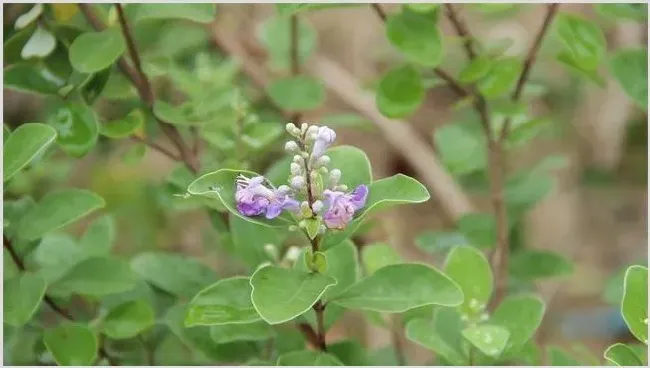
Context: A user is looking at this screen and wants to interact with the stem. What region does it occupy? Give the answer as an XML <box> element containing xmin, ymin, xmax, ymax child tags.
<box><xmin>444</xmin><ymin>4</ymin><xmax>477</xmax><ymax>59</ymax></box>
<box><xmin>3</xmin><ymin>235</ymin><xmax>117</xmax><ymax>365</ymax></box>
<box><xmin>371</xmin><ymin>3</ymin><xmax>387</xmax><ymax>21</ymax></box>
<box><xmin>290</xmin><ymin>13</ymin><xmax>302</xmax><ymax>125</ymax></box>
<box><xmin>390</xmin><ymin>315</ymin><xmax>407</xmax><ymax>366</ymax></box>
<box><xmin>130</xmin><ymin>135</ymin><xmax>181</xmax><ymax>162</ymax></box>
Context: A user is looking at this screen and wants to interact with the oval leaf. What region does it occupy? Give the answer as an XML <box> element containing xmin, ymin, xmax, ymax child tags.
<box><xmin>100</xmin><ymin>109</ymin><xmax>144</xmax><ymax>138</ymax></box>
<box><xmin>47</xmin><ymin>101</ymin><xmax>99</xmax><ymax>157</ymax></box>
<box><xmin>295</xmin><ymin>240</ymin><xmax>358</xmax><ymax>301</ymax></box>
<box><xmin>44</xmin><ymin>323</ymin><xmax>97</xmax><ymax>366</ymax></box>
<box><xmin>277</xmin><ymin>350</ymin><xmax>344</xmax><ymax>366</ymax></box>
<box><xmin>621</xmin><ymin>265</ymin><xmax>648</xmax><ymax>344</ymax></box>
<box><xmin>509</xmin><ymin>249</ymin><xmax>573</xmax><ymax>281</ymax></box>
<box><xmin>376</xmin><ymin>64</ymin><xmax>424</xmax><ymax>118</ymax></box>
<box><xmin>16</xmin><ymin>189</ymin><xmax>104</xmax><ymax>241</ymax></box>
<box><xmin>266</xmin><ymin>76</ymin><xmax>325</xmax><ymax>112</ymax></box>
<box><xmin>477</xmin><ymin>57</ymin><xmax>522</xmax><ymax>97</ymax></box>
<box><xmin>386</xmin><ymin>10</ymin><xmax>444</xmax><ymax>67</ymax></box>
<box><xmin>361</xmin><ymin>242</ymin><xmax>402</xmax><ymax>276</ymax></box>
<box><xmin>609</xmin><ymin>48</ymin><xmax>648</xmax><ymax>111</ymax></box>
<box><xmin>556</xmin><ymin>13</ymin><xmax>606</xmax><ymax>71</ymax></box>
<box><xmin>250</xmin><ymin>265</ymin><xmax>336</xmax><ymax>324</ymax></box>
<box><xmin>50</xmin><ymin>256</ymin><xmax>138</xmax><ymax>297</ymax></box>
<box><xmin>604</xmin><ymin>343</ymin><xmax>643</xmax><ymax>366</ymax></box>
<box><xmin>3</xmin><ymin>123</ymin><xmax>57</xmax><ymax>182</ymax></box>
<box><xmin>462</xmin><ymin>324</ymin><xmax>510</xmax><ymax>357</ymax></box>
<box><xmin>3</xmin><ymin>273</ymin><xmax>47</xmax><ymax>327</ymax></box>
<box><xmin>258</xmin><ymin>15</ymin><xmax>316</xmax><ymax>71</ymax></box>
<box><xmin>21</xmin><ymin>26</ymin><xmax>56</xmax><ymax>59</ymax></box>
<box><xmin>209</xmin><ymin>321</ymin><xmax>274</xmax><ymax>344</ymax></box>
<box><xmin>445</xmin><ymin>245</ymin><xmax>493</xmax><ymax>316</ymax></box>
<box><xmin>332</xmin><ymin>263</ymin><xmax>463</xmax><ymax>312</ymax></box>
<box><xmin>101</xmin><ymin>299</ymin><xmax>155</xmax><ymax>339</ymax></box>
<box><xmin>405</xmin><ymin>308</ymin><xmax>467</xmax><ymax>365</ymax></box>
<box><xmin>4</xmin><ymin>63</ymin><xmax>66</xmax><ymax>95</ymax></box>
<box><xmin>69</xmin><ymin>28</ymin><xmax>125</xmax><ymax>73</ymax></box>
<box><xmin>185</xmin><ymin>277</ymin><xmax>261</xmax><ymax>327</ymax></box>
<box><xmin>491</xmin><ymin>294</ymin><xmax>545</xmax><ymax>358</ymax></box>
<box><xmin>80</xmin><ymin>214</ymin><xmax>115</xmax><ymax>255</ymax></box>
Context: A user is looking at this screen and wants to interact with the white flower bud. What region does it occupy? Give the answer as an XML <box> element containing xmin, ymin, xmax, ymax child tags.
<box><xmin>285</xmin><ymin>141</ymin><xmax>299</xmax><ymax>153</ymax></box>
<box><xmin>316</xmin><ymin>155</ymin><xmax>330</xmax><ymax>167</ymax></box>
<box><xmin>293</xmin><ymin>155</ymin><xmax>303</xmax><ymax>163</ymax></box>
<box><xmin>291</xmin><ymin>176</ymin><xmax>305</xmax><ymax>189</ymax></box>
<box><xmin>290</xmin><ymin>163</ymin><xmax>302</xmax><ymax>175</ymax></box>
<box><xmin>319</xmin><ymin>224</ymin><xmax>327</xmax><ymax>234</ymax></box>
<box><xmin>320</xmin><ymin>167</ymin><xmax>329</xmax><ymax>174</ymax></box>
<box><xmin>300</xmin><ymin>123</ymin><xmax>308</xmax><ymax>132</ymax></box>
<box><xmin>335</xmin><ymin>184</ymin><xmax>348</xmax><ymax>192</ymax></box>
<box><xmin>292</xmin><ymin>127</ymin><xmax>302</xmax><ymax>136</ymax></box>
<box><xmin>310</xmin><ymin>171</ymin><xmax>320</xmax><ymax>180</ymax></box>
<box><xmin>284</xmin><ymin>246</ymin><xmax>302</xmax><ymax>262</ymax></box>
<box><xmin>286</xmin><ymin>123</ymin><xmax>297</xmax><ymax>133</ymax></box>
<box><xmin>309</xmin><ymin>133</ymin><xmax>318</xmax><ymax>141</ymax></box>
<box><xmin>307</xmin><ymin>125</ymin><xmax>319</xmax><ymax>136</ymax></box>
<box><xmin>277</xmin><ymin>185</ymin><xmax>291</xmax><ymax>195</ymax></box>
<box><xmin>300</xmin><ymin>151</ymin><xmax>309</xmax><ymax>159</ymax></box>
<box><xmin>263</xmin><ymin>243</ymin><xmax>278</xmax><ymax>260</ymax></box>
<box><xmin>329</xmin><ymin>169</ymin><xmax>341</xmax><ymax>183</ymax></box>
<box><xmin>312</xmin><ymin>200</ymin><xmax>324</xmax><ymax>213</ymax></box>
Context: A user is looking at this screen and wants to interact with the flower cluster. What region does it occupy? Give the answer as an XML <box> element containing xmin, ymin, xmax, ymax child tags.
<box><xmin>235</xmin><ymin>123</ymin><xmax>368</xmax><ymax>231</ymax></box>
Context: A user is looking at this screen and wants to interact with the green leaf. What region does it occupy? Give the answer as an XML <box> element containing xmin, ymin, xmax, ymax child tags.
<box><xmin>556</xmin><ymin>13</ymin><xmax>606</xmax><ymax>71</ymax></box>
<box><xmin>386</xmin><ymin>10</ymin><xmax>444</xmax><ymax>67</ymax></box>
<box><xmin>621</xmin><ymin>265</ymin><xmax>648</xmax><ymax>344</ymax></box>
<box><xmin>82</xmin><ymin>67</ymin><xmax>112</xmax><ymax>104</ymax></box>
<box><xmin>329</xmin><ymin>340</ymin><xmax>370</xmax><ymax>365</ymax></box>
<box><xmin>405</xmin><ymin>4</ymin><xmax>440</xmax><ymax>13</ymax></box>
<box><xmin>458</xmin><ymin>212</ymin><xmax>496</xmax><ymax>249</ymax></box>
<box><xmin>596</xmin><ymin>4</ymin><xmax>648</xmax><ymax>21</ymax></box>
<box><xmin>312</xmin><ymin>251</ymin><xmax>328</xmax><ymax>273</ymax></box>
<box><xmin>609</xmin><ymin>48</ymin><xmax>648</xmax><ymax>111</ymax></box>
<box><xmin>16</xmin><ymin>189</ymin><xmax>105</xmax><ymax>241</ymax></box>
<box><xmin>462</xmin><ymin>325</ymin><xmax>510</xmax><ymax>357</ymax></box>
<box><xmin>416</xmin><ymin>231</ymin><xmax>469</xmax><ymax>254</ymax></box>
<box><xmin>434</xmin><ymin>123</ymin><xmax>486</xmax><ymax>176</ymax></box>
<box><xmin>50</xmin><ymin>256</ymin><xmax>138</xmax><ymax>297</ymax></box>
<box><xmin>101</xmin><ymin>299</ymin><xmax>155</xmax><ymax>339</ymax></box>
<box><xmin>21</xmin><ymin>26</ymin><xmax>56</xmax><ymax>59</ymax></box>
<box><xmin>100</xmin><ymin>109</ymin><xmax>144</xmax><ymax>138</ymax></box>
<box><xmin>134</xmin><ymin>4</ymin><xmax>216</xmax><ymax>23</ymax></box>
<box><xmin>130</xmin><ymin>252</ymin><xmax>217</xmax><ymax>298</ymax></box>
<box><xmin>277</xmin><ymin>350</ymin><xmax>344</xmax><ymax>366</ymax></box>
<box><xmin>229</xmin><ymin>214</ymin><xmax>286</xmax><ymax>268</ymax></box>
<box><xmin>491</xmin><ymin>294</ymin><xmax>545</xmax><ymax>358</ymax></box>
<box><xmin>122</xmin><ymin>142</ymin><xmax>147</xmax><ymax>165</ymax></box>
<box><xmin>459</xmin><ymin>55</ymin><xmax>494</xmax><ymax>83</ymax></box>
<box><xmin>444</xmin><ymin>246</ymin><xmax>493</xmax><ymax>316</ymax></box>
<box><xmin>185</xmin><ymin>277</ymin><xmax>260</xmax><ymax>327</ymax></box>
<box><xmin>305</xmin><ymin>218</ymin><xmax>321</xmax><ymax>240</ymax></box>
<box><xmin>79</xmin><ymin>214</ymin><xmax>115</xmax><ymax>255</ymax></box>
<box><xmin>32</xmin><ymin>233</ymin><xmax>88</xmax><ymax>284</ymax></box>
<box><xmin>258</xmin><ymin>15</ymin><xmax>316</xmax><ymax>71</ymax></box>
<box><xmin>477</xmin><ymin>58</ymin><xmax>522</xmax><ymax>97</ymax></box>
<box><xmin>15</xmin><ymin>4</ymin><xmax>43</xmax><ymax>29</ymax></box>
<box><xmin>3</xmin><ymin>273</ymin><xmax>47</xmax><ymax>327</ymax></box>
<box><xmin>548</xmin><ymin>346</ymin><xmax>580</xmax><ymax>365</ymax></box>
<box><xmin>296</xmin><ymin>240</ymin><xmax>358</xmax><ymax>301</ymax></box>
<box><xmin>361</xmin><ymin>242</ymin><xmax>402</xmax><ymax>276</ymax></box>
<box><xmin>3</xmin><ymin>63</ymin><xmax>66</xmax><ymax>95</ymax></box>
<box><xmin>321</xmin><ymin>113</ymin><xmax>375</xmax><ymax>131</ymax></box>
<box><xmin>406</xmin><ymin>308</ymin><xmax>467</xmax><ymax>365</ymax></box>
<box><xmin>44</xmin><ymin>323</ymin><xmax>97</xmax><ymax>366</ymax></box>
<box><xmin>376</xmin><ymin>64</ymin><xmax>424</xmax><ymax>118</ymax></box>
<box><xmin>332</xmin><ymin>263</ymin><xmax>463</xmax><ymax>312</ymax></box>
<box><xmin>47</xmin><ymin>101</ymin><xmax>99</xmax><ymax>157</ymax></box>
<box><xmin>266</xmin><ymin>76</ymin><xmax>325</xmax><ymax>111</ymax></box>
<box><xmin>3</xmin><ymin>123</ymin><xmax>57</xmax><ymax>182</ymax></box>
<box><xmin>556</xmin><ymin>50</ymin><xmax>606</xmax><ymax>86</ymax></box>
<box><xmin>187</xmin><ymin>168</ymin><xmax>292</xmax><ymax>227</ymax></box>
<box><xmin>69</xmin><ymin>28</ymin><xmax>125</xmax><ymax>73</ymax></box>
<box><xmin>153</xmin><ymin>101</ymin><xmax>204</xmax><ymax>126</ymax></box>
<box><xmin>250</xmin><ymin>265</ymin><xmax>336</xmax><ymax>324</ymax></box>
<box><xmin>604</xmin><ymin>343</ymin><xmax>643</xmax><ymax>366</ymax></box>
<box><xmin>510</xmin><ymin>249</ymin><xmax>573</xmax><ymax>281</ymax></box>
<box><xmin>209</xmin><ymin>321</ymin><xmax>273</xmax><ymax>344</ymax></box>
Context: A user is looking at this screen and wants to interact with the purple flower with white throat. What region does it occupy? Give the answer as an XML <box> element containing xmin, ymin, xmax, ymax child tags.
<box><xmin>312</xmin><ymin>126</ymin><xmax>336</xmax><ymax>158</ymax></box>
<box><xmin>235</xmin><ymin>175</ymin><xmax>299</xmax><ymax>219</ymax></box>
<box><xmin>322</xmin><ymin>184</ymin><xmax>369</xmax><ymax>230</ymax></box>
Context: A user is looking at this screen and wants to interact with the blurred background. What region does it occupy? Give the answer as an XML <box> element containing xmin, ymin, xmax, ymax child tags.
<box><xmin>3</xmin><ymin>3</ymin><xmax>648</xmax><ymax>365</ymax></box>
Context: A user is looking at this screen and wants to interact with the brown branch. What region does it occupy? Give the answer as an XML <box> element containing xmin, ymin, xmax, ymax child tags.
<box><xmin>444</xmin><ymin>4</ymin><xmax>478</xmax><ymax>59</ymax></box>
<box><xmin>371</xmin><ymin>3</ymin><xmax>387</xmax><ymax>22</ymax></box>
<box><xmin>3</xmin><ymin>235</ymin><xmax>117</xmax><ymax>365</ymax></box>
<box><xmin>290</xmin><ymin>13</ymin><xmax>302</xmax><ymax>125</ymax></box>
<box><xmin>297</xmin><ymin>322</ymin><xmax>321</xmax><ymax>348</ymax></box>
<box><xmin>130</xmin><ymin>135</ymin><xmax>181</xmax><ymax>162</ymax></box>
<box><xmin>499</xmin><ymin>3</ymin><xmax>560</xmax><ymax>141</ymax></box>
<box><xmin>390</xmin><ymin>315</ymin><xmax>407</xmax><ymax>366</ymax></box>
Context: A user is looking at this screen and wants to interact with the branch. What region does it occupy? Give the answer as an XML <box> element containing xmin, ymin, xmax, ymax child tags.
<box><xmin>371</xmin><ymin>3</ymin><xmax>387</xmax><ymax>22</ymax></box>
<box><xmin>443</xmin><ymin>4</ymin><xmax>478</xmax><ymax>59</ymax></box>
<box><xmin>130</xmin><ymin>135</ymin><xmax>181</xmax><ymax>162</ymax></box>
<box><xmin>3</xmin><ymin>235</ymin><xmax>117</xmax><ymax>365</ymax></box>
<box><xmin>499</xmin><ymin>3</ymin><xmax>560</xmax><ymax>141</ymax></box>
<box><xmin>290</xmin><ymin>14</ymin><xmax>302</xmax><ymax>124</ymax></box>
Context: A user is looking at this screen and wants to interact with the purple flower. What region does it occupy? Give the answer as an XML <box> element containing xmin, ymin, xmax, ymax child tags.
<box><xmin>312</xmin><ymin>126</ymin><xmax>336</xmax><ymax>158</ymax></box>
<box><xmin>235</xmin><ymin>175</ymin><xmax>299</xmax><ymax>219</ymax></box>
<box><xmin>322</xmin><ymin>184</ymin><xmax>368</xmax><ymax>230</ymax></box>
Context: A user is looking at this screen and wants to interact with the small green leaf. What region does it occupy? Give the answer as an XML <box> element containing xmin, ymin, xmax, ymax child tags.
<box><xmin>445</xmin><ymin>246</ymin><xmax>493</xmax><ymax>316</ymax></box>
<box><xmin>258</xmin><ymin>15</ymin><xmax>316</xmax><ymax>71</ymax></box>
<box><xmin>3</xmin><ymin>123</ymin><xmax>57</xmax><ymax>182</ymax></box>
<box><xmin>333</xmin><ymin>263</ymin><xmax>463</xmax><ymax>312</ymax></box>
<box><xmin>510</xmin><ymin>249</ymin><xmax>573</xmax><ymax>281</ymax></box>
<box><xmin>250</xmin><ymin>265</ymin><xmax>336</xmax><ymax>324</ymax></box>
<box><xmin>267</xmin><ymin>76</ymin><xmax>325</xmax><ymax>111</ymax></box>
<box><xmin>386</xmin><ymin>10</ymin><xmax>444</xmax><ymax>67</ymax></box>
<box><xmin>434</xmin><ymin>123</ymin><xmax>487</xmax><ymax>176</ymax></box>
<box><xmin>491</xmin><ymin>294</ymin><xmax>545</xmax><ymax>358</ymax></box>
<box><xmin>329</xmin><ymin>340</ymin><xmax>370</xmax><ymax>365</ymax></box>
<box><xmin>69</xmin><ymin>28</ymin><xmax>125</xmax><ymax>73</ymax></box>
<box><xmin>296</xmin><ymin>240</ymin><xmax>358</xmax><ymax>301</ymax></box>
<box><xmin>21</xmin><ymin>26</ymin><xmax>55</xmax><ymax>59</ymax></box>
<box><xmin>16</xmin><ymin>189</ymin><xmax>105</xmax><ymax>241</ymax></box>
<box><xmin>462</xmin><ymin>325</ymin><xmax>510</xmax><ymax>357</ymax></box>
<box><xmin>185</xmin><ymin>277</ymin><xmax>260</xmax><ymax>327</ymax></box>
<box><xmin>130</xmin><ymin>252</ymin><xmax>217</xmax><ymax>298</ymax></box>
<box><xmin>229</xmin><ymin>214</ymin><xmax>286</xmax><ymax>268</ymax></box>
<box><xmin>79</xmin><ymin>214</ymin><xmax>115</xmax><ymax>255</ymax></box>
<box><xmin>406</xmin><ymin>308</ymin><xmax>467</xmax><ymax>365</ymax></box>
<box><xmin>44</xmin><ymin>323</ymin><xmax>97</xmax><ymax>366</ymax></box>
<box><xmin>32</xmin><ymin>233</ymin><xmax>88</xmax><ymax>284</ymax></box>
<box><xmin>153</xmin><ymin>101</ymin><xmax>204</xmax><ymax>126</ymax></box>
<box><xmin>101</xmin><ymin>299</ymin><xmax>155</xmax><ymax>339</ymax></box>
<box><xmin>477</xmin><ymin>58</ymin><xmax>522</xmax><ymax>97</ymax></box>
<box><xmin>459</xmin><ymin>55</ymin><xmax>494</xmax><ymax>83</ymax></box>
<box><xmin>361</xmin><ymin>242</ymin><xmax>402</xmax><ymax>276</ymax></box>
<box><xmin>122</xmin><ymin>142</ymin><xmax>147</xmax><ymax>165</ymax></box>
<box><xmin>458</xmin><ymin>212</ymin><xmax>496</xmax><ymax>249</ymax></box>
<box><xmin>210</xmin><ymin>320</ymin><xmax>273</xmax><ymax>344</ymax></box>
<box><xmin>100</xmin><ymin>109</ymin><xmax>144</xmax><ymax>138</ymax></box>
<box><xmin>604</xmin><ymin>343</ymin><xmax>644</xmax><ymax>366</ymax></box>
<box><xmin>556</xmin><ymin>13</ymin><xmax>606</xmax><ymax>71</ymax></box>
<box><xmin>4</xmin><ymin>63</ymin><xmax>66</xmax><ymax>95</ymax></box>
<box><xmin>376</xmin><ymin>64</ymin><xmax>424</xmax><ymax>118</ymax></box>
<box><xmin>405</xmin><ymin>4</ymin><xmax>440</xmax><ymax>13</ymax></box>
<box><xmin>15</xmin><ymin>4</ymin><xmax>43</xmax><ymax>29</ymax></box>
<box><xmin>47</xmin><ymin>101</ymin><xmax>99</xmax><ymax>157</ymax></box>
<box><xmin>50</xmin><ymin>256</ymin><xmax>138</xmax><ymax>297</ymax></box>
<box><xmin>609</xmin><ymin>48</ymin><xmax>647</xmax><ymax>111</ymax></box>
<box><xmin>3</xmin><ymin>273</ymin><xmax>47</xmax><ymax>327</ymax></box>
<box><xmin>134</xmin><ymin>4</ymin><xmax>216</xmax><ymax>23</ymax></box>
<box><xmin>416</xmin><ymin>231</ymin><xmax>469</xmax><ymax>254</ymax></box>
<box><xmin>312</xmin><ymin>251</ymin><xmax>328</xmax><ymax>273</ymax></box>
<box><xmin>277</xmin><ymin>350</ymin><xmax>344</xmax><ymax>366</ymax></box>
<box><xmin>556</xmin><ymin>50</ymin><xmax>606</xmax><ymax>86</ymax></box>
<box><xmin>305</xmin><ymin>218</ymin><xmax>321</xmax><ymax>240</ymax></box>
<box><xmin>548</xmin><ymin>346</ymin><xmax>580</xmax><ymax>365</ymax></box>
<box><xmin>621</xmin><ymin>265</ymin><xmax>648</xmax><ymax>344</ymax></box>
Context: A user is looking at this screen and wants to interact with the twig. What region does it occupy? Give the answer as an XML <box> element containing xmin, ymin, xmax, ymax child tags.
<box><xmin>444</xmin><ymin>4</ymin><xmax>478</xmax><ymax>59</ymax></box>
<box><xmin>130</xmin><ymin>135</ymin><xmax>181</xmax><ymax>162</ymax></box>
<box><xmin>390</xmin><ymin>315</ymin><xmax>407</xmax><ymax>366</ymax></box>
<box><xmin>371</xmin><ymin>3</ymin><xmax>387</xmax><ymax>22</ymax></box>
<box><xmin>290</xmin><ymin>13</ymin><xmax>302</xmax><ymax>125</ymax></box>
<box><xmin>499</xmin><ymin>3</ymin><xmax>560</xmax><ymax>140</ymax></box>
<box><xmin>3</xmin><ymin>235</ymin><xmax>117</xmax><ymax>365</ymax></box>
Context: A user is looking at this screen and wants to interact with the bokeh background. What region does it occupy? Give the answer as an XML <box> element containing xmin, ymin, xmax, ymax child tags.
<box><xmin>3</xmin><ymin>3</ymin><xmax>648</xmax><ymax>365</ymax></box>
